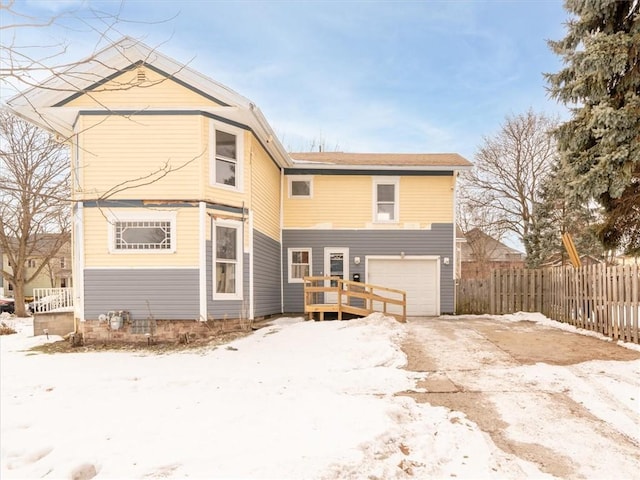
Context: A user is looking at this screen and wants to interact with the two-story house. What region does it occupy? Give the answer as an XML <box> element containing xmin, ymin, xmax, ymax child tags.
<box><xmin>8</xmin><ymin>38</ymin><xmax>471</xmax><ymax>341</ymax></box>
<box><xmin>1</xmin><ymin>235</ymin><xmax>72</xmax><ymax>298</ymax></box>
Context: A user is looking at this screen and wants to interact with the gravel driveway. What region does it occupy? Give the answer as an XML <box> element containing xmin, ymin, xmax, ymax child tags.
<box><xmin>400</xmin><ymin>316</ymin><xmax>640</xmax><ymax>479</ymax></box>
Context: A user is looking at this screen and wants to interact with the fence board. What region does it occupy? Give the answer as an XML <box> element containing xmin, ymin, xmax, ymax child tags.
<box><xmin>456</xmin><ymin>263</ymin><xmax>639</xmax><ymax>344</ymax></box>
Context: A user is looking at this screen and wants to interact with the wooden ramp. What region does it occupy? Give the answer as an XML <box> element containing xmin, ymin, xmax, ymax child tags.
<box><xmin>303</xmin><ymin>276</ymin><xmax>406</xmax><ymax>323</ymax></box>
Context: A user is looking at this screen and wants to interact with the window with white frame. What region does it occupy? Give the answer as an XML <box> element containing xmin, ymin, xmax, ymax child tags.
<box><xmin>373</xmin><ymin>178</ymin><xmax>399</xmax><ymax>222</ymax></box>
<box><xmin>27</xmin><ymin>259</ymin><xmax>37</xmax><ymax>268</ymax></box>
<box><xmin>213</xmin><ymin>221</ymin><xmax>242</xmax><ymax>298</ymax></box>
<box><xmin>108</xmin><ymin>211</ymin><xmax>176</xmax><ymax>253</ymax></box>
<box><xmin>288</xmin><ymin>176</ymin><xmax>313</xmax><ymax>198</ymax></box>
<box><xmin>115</xmin><ymin>220</ymin><xmax>172</xmax><ymax>250</ymax></box>
<box><xmin>210</xmin><ymin>122</ymin><xmax>243</xmax><ymax>190</ymax></box>
<box><xmin>288</xmin><ymin>248</ymin><xmax>312</xmax><ymax>283</ymax></box>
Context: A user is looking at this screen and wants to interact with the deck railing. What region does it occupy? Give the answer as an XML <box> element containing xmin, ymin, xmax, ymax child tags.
<box><xmin>303</xmin><ymin>276</ymin><xmax>406</xmax><ymax>322</ymax></box>
<box><xmin>30</xmin><ymin>287</ymin><xmax>74</xmax><ymax>313</ymax></box>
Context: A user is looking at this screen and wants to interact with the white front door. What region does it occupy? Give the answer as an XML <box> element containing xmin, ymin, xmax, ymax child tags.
<box><xmin>324</xmin><ymin>247</ymin><xmax>349</xmax><ymax>304</ymax></box>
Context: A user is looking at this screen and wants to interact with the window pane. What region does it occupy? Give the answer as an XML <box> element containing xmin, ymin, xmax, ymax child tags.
<box><xmin>216</xmin><ymin>262</ymin><xmax>236</xmax><ymax>293</ymax></box>
<box><xmin>377</xmin><ymin>184</ymin><xmax>395</xmax><ymax>202</ymax></box>
<box><xmin>291</xmin><ymin>264</ymin><xmax>309</xmax><ymax>279</ymax></box>
<box><xmin>216</xmin><ymin>226</ymin><xmax>237</xmax><ymax>260</ymax></box>
<box><xmin>122</xmin><ymin>226</ymin><xmax>166</xmax><ymax>245</ymax></box>
<box><xmin>216</xmin><ymin>158</ymin><xmax>236</xmax><ymax>186</ymax></box>
<box><xmin>377</xmin><ymin>203</ymin><xmax>395</xmax><ymax>220</ymax></box>
<box><xmin>292</xmin><ymin>251</ymin><xmax>309</xmax><ymax>264</ymax></box>
<box><xmin>216</xmin><ymin>130</ymin><xmax>236</xmax><ymax>159</ymax></box>
<box><xmin>291</xmin><ymin>180</ymin><xmax>310</xmax><ymax>196</ymax></box>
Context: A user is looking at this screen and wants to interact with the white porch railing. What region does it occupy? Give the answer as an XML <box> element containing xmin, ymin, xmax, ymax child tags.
<box><xmin>31</xmin><ymin>287</ymin><xmax>74</xmax><ymax>313</ymax></box>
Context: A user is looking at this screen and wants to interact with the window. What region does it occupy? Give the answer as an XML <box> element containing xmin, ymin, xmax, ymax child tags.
<box><xmin>373</xmin><ymin>178</ymin><xmax>399</xmax><ymax>222</ymax></box>
<box><xmin>213</xmin><ymin>221</ymin><xmax>242</xmax><ymax>299</ymax></box>
<box><xmin>288</xmin><ymin>248</ymin><xmax>312</xmax><ymax>283</ymax></box>
<box><xmin>288</xmin><ymin>176</ymin><xmax>313</xmax><ymax>198</ymax></box>
<box><xmin>115</xmin><ymin>220</ymin><xmax>172</xmax><ymax>250</ymax></box>
<box><xmin>108</xmin><ymin>211</ymin><xmax>176</xmax><ymax>254</ymax></box>
<box><xmin>27</xmin><ymin>259</ymin><xmax>37</xmax><ymax>268</ymax></box>
<box><xmin>210</xmin><ymin>122</ymin><xmax>243</xmax><ymax>190</ymax></box>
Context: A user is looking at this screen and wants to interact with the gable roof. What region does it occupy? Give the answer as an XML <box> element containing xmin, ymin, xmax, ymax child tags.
<box><xmin>289</xmin><ymin>152</ymin><xmax>471</xmax><ymax>169</ymax></box>
<box><xmin>460</xmin><ymin>228</ymin><xmax>524</xmax><ymax>262</ymax></box>
<box><xmin>6</xmin><ymin>37</ymin><xmax>292</xmax><ymax>167</ymax></box>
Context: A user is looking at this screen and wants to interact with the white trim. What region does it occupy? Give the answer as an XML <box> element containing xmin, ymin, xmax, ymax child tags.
<box><xmin>209</xmin><ymin>120</ymin><xmax>244</xmax><ymax>193</ymax></box>
<box><xmin>199</xmin><ymin>202</ymin><xmax>207</xmax><ymax>321</ymax></box>
<box><xmin>288</xmin><ymin>175</ymin><xmax>313</xmax><ymax>199</ymax></box>
<box><xmin>248</xmin><ymin>210</ymin><xmax>254</xmax><ymax>320</ymax></box>
<box><xmin>323</xmin><ymin>247</ymin><xmax>349</xmax><ymax>303</ymax></box>
<box><xmin>287</xmin><ymin>247</ymin><xmax>312</xmax><ymax>283</ymax></box>
<box><xmin>280</xmin><ymin>169</ymin><xmax>285</xmax><ymax>313</ymax></box>
<box><xmin>372</xmin><ymin>177</ymin><xmax>399</xmax><ymax>224</ymax></box>
<box><xmin>73</xmin><ymin>202</ymin><xmax>85</xmax><ymax>321</ymax></box>
<box><xmin>212</xmin><ymin>218</ymin><xmax>243</xmax><ymax>300</ymax></box>
<box><xmin>106</xmin><ymin>209</ymin><xmax>177</xmax><ymax>254</ymax></box>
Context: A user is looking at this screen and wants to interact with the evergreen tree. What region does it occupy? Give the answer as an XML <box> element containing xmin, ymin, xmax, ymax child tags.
<box><xmin>546</xmin><ymin>0</ymin><xmax>640</xmax><ymax>254</ymax></box>
<box><xmin>526</xmin><ymin>162</ymin><xmax>605</xmax><ymax>268</ymax></box>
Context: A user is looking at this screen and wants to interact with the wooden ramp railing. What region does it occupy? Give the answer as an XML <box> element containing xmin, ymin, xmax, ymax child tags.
<box><xmin>303</xmin><ymin>276</ymin><xmax>406</xmax><ymax>323</ymax></box>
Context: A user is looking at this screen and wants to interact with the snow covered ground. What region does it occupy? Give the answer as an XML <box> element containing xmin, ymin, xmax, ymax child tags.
<box><xmin>1</xmin><ymin>312</ymin><xmax>638</xmax><ymax>479</ymax></box>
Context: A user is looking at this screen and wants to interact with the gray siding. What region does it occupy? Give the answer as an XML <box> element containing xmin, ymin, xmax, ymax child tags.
<box><xmin>253</xmin><ymin>230</ymin><xmax>282</xmax><ymax>317</ymax></box>
<box><xmin>282</xmin><ymin>224</ymin><xmax>455</xmax><ymax>314</ymax></box>
<box><xmin>84</xmin><ymin>268</ymin><xmax>199</xmax><ymax>320</ymax></box>
<box><xmin>206</xmin><ymin>241</ymin><xmax>250</xmax><ymax>319</ymax></box>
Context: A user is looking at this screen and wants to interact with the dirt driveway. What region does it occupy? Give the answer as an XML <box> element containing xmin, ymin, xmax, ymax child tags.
<box><xmin>401</xmin><ymin>316</ymin><xmax>640</xmax><ymax>478</ymax></box>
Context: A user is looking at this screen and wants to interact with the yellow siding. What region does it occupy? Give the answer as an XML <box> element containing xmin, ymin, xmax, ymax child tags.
<box><xmin>283</xmin><ymin>176</ymin><xmax>371</xmax><ymax>228</ymax></box>
<box><xmin>83</xmin><ymin>208</ymin><xmax>200</xmax><ymax>267</ymax></box>
<box><xmin>78</xmin><ymin>115</ymin><xmax>203</xmax><ymax>200</ymax></box>
<box><xmin>283</xmin><ymin>175</ymin><xmax>454</xmax><ymax>228</ymax></box>
<box><xmin>399</xmin><ymin>175</ymin><xmax>454</xmax><ymax>224</ymax></box>
<box><xmin>249</xmin><ymin>137</ymin><xmax>281</xmax><ymax>242</ymax></box>
<box><xmin>65</xmin><ymin>66</ymin><xmax>222</xmax><ymax>108</ymax></box>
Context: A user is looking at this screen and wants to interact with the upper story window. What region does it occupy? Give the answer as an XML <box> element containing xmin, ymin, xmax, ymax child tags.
<box><xmin>108</xmin><ymin>210</ymin><xmax>177</xmax><ymax>254</ymax></box>
<box><xmin>210</xmin><ymin>121</ymin><xmax>244</xmax><ymax>191</ymax></box>
<box><xmin>27</xmin><ymin>259</ymin><xmax>37</xmax><ymax>268</ymax></box>
<box><xmin>288</xmin><ymin>176</ymin><xmax>313</xmax><ymax>198</ymax></box>
<box><xmin>373</xmin><ymin>177</ymin><xmax>399</xmax><ymax>222</ymax></box>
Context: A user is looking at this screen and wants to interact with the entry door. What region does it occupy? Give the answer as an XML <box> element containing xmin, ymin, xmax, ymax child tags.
<box><xmin>324</xmin><ymin>247</ymin><xmax>349</xmax><ymax>304</ymax></box>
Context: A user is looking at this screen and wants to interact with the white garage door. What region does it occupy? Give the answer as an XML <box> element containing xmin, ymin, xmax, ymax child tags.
<box><xmin>367</xmin><ymin>257</ymin><xmax>439</xmax><ymax>316</ymax></box>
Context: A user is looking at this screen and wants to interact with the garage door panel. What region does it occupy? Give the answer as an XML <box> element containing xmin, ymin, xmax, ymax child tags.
<box><xmin>368</xmin><ymin>258</ymin><xmax>439</xmax><ymax>316</ymax></box>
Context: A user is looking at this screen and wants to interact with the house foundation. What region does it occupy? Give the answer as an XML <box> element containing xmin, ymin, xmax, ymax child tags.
<box><xmin>78</xmin><ymin>317</ymin><xmax>250</xmax><ymax>344</ymax></box>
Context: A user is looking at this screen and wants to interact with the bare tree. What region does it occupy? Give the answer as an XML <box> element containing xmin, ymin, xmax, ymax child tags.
<box><xmin>456</xmin><ymin>198</ymin><xmax>508</xmax><ymax>263</ymax></box>
<box><xmin>0</xmin><ymin>110</ymin><xmax>70</xmax><ymax>316</ymax></box>
<box><xmin>460</xmin><ymin>110</ymin><xmax>558</xmax><ymax>259</ymax></box>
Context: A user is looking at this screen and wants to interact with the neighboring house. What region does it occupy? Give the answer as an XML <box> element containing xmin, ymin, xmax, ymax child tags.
<box><xmin>460</xmin><ymin>228</ymin><xmax>524</xmax><ymax>279</ymax></box>
<box><xmin>1</xmin><ymin>235</ymin><xmax>72</xmax><ymax>297</ymax></box>
<box><xmin>8</xmin><ymin>38</ymin><xmax>471</xmax><ymax>339</ymax></box>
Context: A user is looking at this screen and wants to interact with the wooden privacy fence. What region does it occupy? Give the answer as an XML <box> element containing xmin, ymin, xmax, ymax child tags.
<box><xmin>303</xmin><ymin>276</ymin><xmax>407</xmax><ymax>322</ymax></box>
<box><xmin>456</xmin><ymin>264</ymin><xmax>639</xmax><ymax>343</ymax></box>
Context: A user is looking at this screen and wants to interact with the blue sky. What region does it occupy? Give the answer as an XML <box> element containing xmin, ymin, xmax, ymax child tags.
<box><xmin>8</xmin><ymin>0</ymin><xmax>570</xmax><ymax>161</ymax></box>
